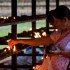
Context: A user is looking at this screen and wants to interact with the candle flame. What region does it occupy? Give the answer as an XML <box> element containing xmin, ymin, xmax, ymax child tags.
<box><xmin>33</xmin><ymin>65</ymin><xmax>41</xmax><ymax>70</ymax></box>
<box><xmin>7</xmin><ymin>46</ymin><xmax>11</xmax><ymax>50</ymax></box>
<box><xmin>13</xmin><ymin>45</ymin><xmax>17</xmax><ymax>52</ymax></box>
<box><xmin>13</xmin><ymin>17</ymin><xmax>15</xmax><ymax>19</ymax></box>
<box><xmin>33</xmin><ymin>66</ymin><xmax>35</xmax><ymax>69</ymax></box>
<box><xmin>4</xmin><ymin>49</ymin><xmax>7</xmax><ymax>52</ymax></box>
<box><xmin>34</xmin><ymin>32</ymin><xmax>41</xmax><ymax>38</ymax></box>
<box><xmin>42</xmin><ymin>32</ymin><xmax>46</xmax><ymax>36</ymax></box>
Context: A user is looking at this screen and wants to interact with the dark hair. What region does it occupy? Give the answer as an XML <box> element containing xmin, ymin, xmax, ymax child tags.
<box><xmin>48</xmin><ymin>5</ymin><xmax>70</xmax><ymax>22</ymax></box>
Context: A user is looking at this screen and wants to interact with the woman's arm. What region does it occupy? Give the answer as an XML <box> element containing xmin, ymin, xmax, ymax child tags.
<box><xmin>50</xmin><ymin>51</ymin><xmax>70</xmax><ymax>58</ymax></box>
<box><xmin>8</xmin><ymin>36</ymin><xmax>53</xmax><ymax>48</ymax></box>
<box><xmin>60</xmin><ymin>51</ymin><xmax>70</xmax><ymax>58</ymax></box>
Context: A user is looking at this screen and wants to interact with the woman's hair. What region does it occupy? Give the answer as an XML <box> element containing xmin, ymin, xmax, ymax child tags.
<box><xmin>48</xmin><ymin>5</ymin><xmax>70</xmax><ymax>22</ymax></box>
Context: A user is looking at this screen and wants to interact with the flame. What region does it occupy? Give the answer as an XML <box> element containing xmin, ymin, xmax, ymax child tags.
<box><xmin>42</xmin><ymin>32</ymin><xmax>46</xmax><ymax>36</ymax></box>
<box><xmin>4</xmin><ymin>49</ymin><xmax>7</xmax><ymax>52</ymax></box>
<box><xmin>55</xmin><ymin>29</ymin><xmax>58</xmax><ymax>31</ymax></box>
<box><xmin>13</xmin><ymin>17</ymin><xmax>15</xmax><ymax>19</ymax></box>
<box><xmin>33</xmin><ymin>65</ymin><xmax>41</xmax><ymax>70</ymax></box>
<box><xmin>1</xmin><ymin>16</ymin><xmax>9</xmax><ymax>19</ymax></box>
<box><xmin>7</xmin><ymin>46</ymin><xmax>11</xmax><ymax>50</ymax></box>
<box><xmin>34</xmin><ymin>32</ymin><xmax>41</xmax><ymax>38</ymax></box>
<box><xmin>13</xmin><ymin>45</ymin><xmax>17</xmax><ymax>52</ymax></box>
<box><xmin>6</xmin><ymin>45</ymin><xmax>17</xmax><ymax>53</ymax></box>
<box><xmin>1</xmin><ymin>16</ymin><xmax>3</xmax><ymax>18</ymax></box>
<box><xmin>6</xmin><ymin>17</ymin><xmax>9</xmax><ymax>19</ymax></box>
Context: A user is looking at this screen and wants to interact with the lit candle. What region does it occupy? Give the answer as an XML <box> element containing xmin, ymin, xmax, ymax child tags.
<box><xmin>13</xmin><ymin>45</ymin><xmax>17</xmax><ymax>52</ymax></box>
<box><xmin>33</xmin><ymin>66</ymin><xmax>35</xmax><ymax>69</ymax></box>
<box><xmin>7</xmin><ymin>46</ymin><xmax>11</xmax><ymax>51</ymax></box>
<box><xmin>4</xmin><ymin>49</ymin><xmax>7</xmax><ymax>52</ymax></box>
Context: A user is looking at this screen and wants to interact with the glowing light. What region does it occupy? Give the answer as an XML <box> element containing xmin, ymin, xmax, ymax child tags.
<box><xmin>13</xmin><ymin>45</ymin><xmax>17</xmax><ymax>52</ymax></box>
<box><xmin>42</xmin><ymin>32</ymin><xmax>46</xmax><ymax>36</ymax></box>
<box><xmin>1</xmin><ymin>17</ymin><xmax>4</xmax><ymax>18</ymax></box>
<box><xmin>49</xmin><ymin>24</ymin><xmax>53</xmax><ymax>27</ymax></box>
<box><xmin>46</xmin><ymin>55</ymin><xmax>48</xmax><ymax>58</ymax></box>
<box><xmin>34</xmin><ymin>32</ymin><xmax>41</xmax><ymax>38</ymax></box>
<box><xmin>4</xmin><ymin>49</ymin><xmax>7</xmax><ymax>52</ymax></box>
<box><xmin>49</xmin><ymin>29</ymin><xmax>55</xmax><ymax>31</ymax></box>
<box><xmin>33</xmin><ymin>66</ymin><xmax>35</xmax><ymax>69</ymax></box>
<box><xmin>41</xmin><ymin>57</ymin><xmax>44</xmax><ymax>60</ymax></box>
<box><xmin>6</xmin><ymin>17</ymin><xmax>9</xmax><ymax>19</ymax></box>
<box><xmin>7</xmin><ymin>39</ymin><xmax>11</xmax><ymax>42</ymax></box>
<box><xmin>0</xmin><ymin>17</ymin><xmax>8</xmax><ymax>19</ymax></box>
<box><xmin>13</xmin><ymin>17</ymin><xmax>15</xmax><ymax>19</ymax></box>
<box><xmin>7</xmin><ymin>46</ymin><xmax>10</xmax><ymax>51</ymax></box>
<box><xmin>29</xmin><ymin>28</ymin><xmax>32</xmax><ymax>31</ymax></box>
<box><xmin>3</xmin><ymin>17</ymin><xmax>7</xmax><ymax>19</ymax></box>
<box><xmin>55</xmin><ymin>29</ymin><xmax>58</xmax><ymax>31</ymax></box>
<box><xmin>33</xmin><ymin>65</ymin><xmax>41</xmax><ymax>70</ymax></box>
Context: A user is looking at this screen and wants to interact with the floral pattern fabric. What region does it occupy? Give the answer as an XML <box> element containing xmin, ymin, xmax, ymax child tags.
<box><xmin>35</xmin><ymin>31</ymin><xmax>70</xmax><ymax>70</ymax></box>
<box><xmin>50</xmin><ymin>31</ymin><xmax>70</xmax><ymax>70</ymax></box>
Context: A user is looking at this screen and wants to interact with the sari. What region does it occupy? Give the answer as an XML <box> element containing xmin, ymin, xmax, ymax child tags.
<box><xmin>35</xmin><ymin>30</ymin><xmax>70</xmax><ymax>70</ymax></box>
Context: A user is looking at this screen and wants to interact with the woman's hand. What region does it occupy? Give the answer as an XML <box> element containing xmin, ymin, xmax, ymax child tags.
<box><xmin>8</xmin><ymin>39</ymin><xmax>18</xmax><ymax>49</ymax></box>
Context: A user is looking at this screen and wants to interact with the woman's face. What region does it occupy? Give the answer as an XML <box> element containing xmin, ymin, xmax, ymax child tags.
<box><xmin>50</xmin><ymin>16</ymin><xmax>66</xmax><ymax>30</ymax></box>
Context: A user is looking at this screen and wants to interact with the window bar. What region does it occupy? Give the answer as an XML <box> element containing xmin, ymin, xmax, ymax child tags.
<box><xmin>32</xmin><ymin>0</ymin><xmax>36</xmax><ymax>67</ymax></box>
<box><xmin>11</xmin><ymin>0</ymin><xmax>17</xmax><ymax>70</ymax></box>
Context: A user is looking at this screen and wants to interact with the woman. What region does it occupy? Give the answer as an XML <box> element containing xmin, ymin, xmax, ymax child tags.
<box><xmin>8</xmin><ymin>5</ymin><xmax>70</xmax><ymax>70</ymax></box>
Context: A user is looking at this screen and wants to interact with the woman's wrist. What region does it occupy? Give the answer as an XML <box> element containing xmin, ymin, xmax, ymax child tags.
<box><xmin>58</xmin><ymin>51</ymin><xmax>63</xmax><ymax>56</ymax></box>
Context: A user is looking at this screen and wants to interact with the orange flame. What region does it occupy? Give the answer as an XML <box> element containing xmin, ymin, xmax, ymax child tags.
<box><xmin>13</xmin><ymin>45</ymin><xmax>17</xmax><ymax>52</ymax></box>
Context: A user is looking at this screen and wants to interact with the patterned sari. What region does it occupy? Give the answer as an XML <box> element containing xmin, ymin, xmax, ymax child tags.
<box><xmin>35</xmin><ymin>30</ymin><xmax>70</xmax><ymax>70</ymax></box>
